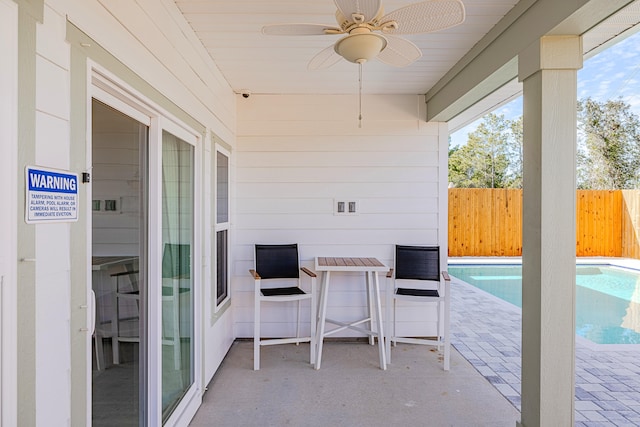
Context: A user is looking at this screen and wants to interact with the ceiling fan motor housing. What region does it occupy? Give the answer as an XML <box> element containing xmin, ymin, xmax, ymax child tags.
<box><xmin>334</xmin><ymin>29</ymin><xmax>387</xmax><ymax>63</ymax></box>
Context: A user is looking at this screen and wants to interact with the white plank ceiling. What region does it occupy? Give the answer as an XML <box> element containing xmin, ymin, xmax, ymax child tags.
<box><xmin>174</xmin><ymin>0</ymin><xmax>640</xmax><ymax>121</ymax></box>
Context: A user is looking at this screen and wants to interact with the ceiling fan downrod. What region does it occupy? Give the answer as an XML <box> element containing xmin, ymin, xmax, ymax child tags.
<box><xmin>358</xmin><ymin>60</ymin><xmax>363</xmax><ymax>128</ymax></box>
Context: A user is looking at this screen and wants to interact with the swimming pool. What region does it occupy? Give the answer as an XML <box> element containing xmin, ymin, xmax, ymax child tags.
<box><xmin>448</xmin><ymin>263</ymin><xmax>640</xmax><ymax>345</ymax></box>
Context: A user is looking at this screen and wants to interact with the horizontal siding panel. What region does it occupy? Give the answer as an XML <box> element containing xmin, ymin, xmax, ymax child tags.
<box><xmin>237</xmin><ymin>182</ymin><xmax>439</xmax><ymax>198</ymax></box>
<box><xmin>237</xmin><ymin>151</ymin><xmax>438</xmax><ymax>168</ymax></box>
<box><xmin>35</xmin><ymin>55</ymin><xmax>70</xmax><ymax>120</ymax></box>
<box><xmin>239</xmin><ymin>95</ymin><xmax>424</xmax><ymax>122</ymax></box>
<box><xmin>237</xmin><ymin>166</ymin><xmax>438</xmax><ymax>183</ymax></box>
<box><xmin>236</xmin><ymin>213</ymin><xmax>438</xmax><ymax>230</ymax></box>
<box><xmin>236</xmin><ymin>198</ymin><xmax>329</xmax><ymax>214</ymax></box>
<box><xmin>37</xmin><ymin>6</ymin><xmax>70</xmax><ymax>70</ymax></box>
<box><xmin>235</xmin><ymin>197</ymin><xmax>438</xmax><ymax>215</ymax></box>
<box><xmin>237</xmin><ymin>120</ymin><xmax>430</xmax><ymax>137</ymax></box>
<box><xmin>234</xmin><ymin>229</ymin><xmax>438</xmax><ymax>248</ymax></box>
<box><xmin>35</xmin><ymin>113</ymin><xmax>69</xmax><ymax>168</ymax></box>
<box><xmin>238</xmin><ymin>136</ymin><xmax>438</xmax><ymax>152</ymax></box>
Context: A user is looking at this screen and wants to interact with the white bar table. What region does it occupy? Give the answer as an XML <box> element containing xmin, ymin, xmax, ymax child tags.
<box><xmin>314</xmin><ymin>257</ymin><xmax>388</xmax><ymax>370</ymax></box>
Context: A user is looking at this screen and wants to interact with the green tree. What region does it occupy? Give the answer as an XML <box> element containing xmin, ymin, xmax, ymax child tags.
<box><xmin>505</xmin><ymin>116</ymin><xmax>523</xmax><ymax>188</ymax></box>
<box><xmin>577</xmin><ymin>97</ymin><xmax>640</xmax><ymax>189</ymax></box>
<box><xmin>448</xmin><ymin>113</ymin><xmax>513</xmax><ymax>188</ymax></box>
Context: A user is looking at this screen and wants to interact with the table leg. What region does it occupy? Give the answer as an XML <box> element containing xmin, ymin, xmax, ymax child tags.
<box><xmin>365</xmin><ymin>271</ymin><xmax>375</xmax><ymax>346</ymax></box>
<box><xmin>373</xmin><ymin>271</ymin><xmax>387</xmax><ymax>370</ymax></box>
<box><xmin>310</xmin><ymin>276</ymin><xmax>317</xmax><ymax>366</ymax></box>
<box><xmin>315</xmin><ymin>271</ymin><xmax>331</xmax><ymax>369</ymax></box>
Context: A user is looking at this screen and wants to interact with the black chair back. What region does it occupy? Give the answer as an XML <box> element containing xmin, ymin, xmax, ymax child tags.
<box><xmin>395</xmin><ymin>245</ymin><xmax>440</xmax><ymax>281</ymax></box>
<box><xmin>255</xmin><ymin>244</ymin><xmax>300</xmax><ymax>279</ymax></box>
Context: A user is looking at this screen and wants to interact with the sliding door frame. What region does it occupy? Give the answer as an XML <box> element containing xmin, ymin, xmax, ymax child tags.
<box><xmin>89</xmin><ymin>63</ymin><xmax>203</xmax><ymax>426</ymax></box>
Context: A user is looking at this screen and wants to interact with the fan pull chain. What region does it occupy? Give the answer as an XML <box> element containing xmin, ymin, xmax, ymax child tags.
<box><xmin>358</xmin><ymin>61</ymin><xmax>363</xmax><ymax>128</ymax></box>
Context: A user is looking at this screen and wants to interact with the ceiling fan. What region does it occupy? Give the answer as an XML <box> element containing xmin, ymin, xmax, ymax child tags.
<box><xmin>262</xmin><ymin>0</ymin><xmax>466</xmax><ymax>70</ymax></box>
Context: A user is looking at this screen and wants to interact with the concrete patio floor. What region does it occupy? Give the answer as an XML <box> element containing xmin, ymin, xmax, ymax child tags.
<box><xmin>189</xmin><ymin>339</ymin><xmax>520</xmax><ymax>426</ymax></box>
<box><xmin>189</xmin><ymin>264</ymin><xmax>640</xmax><ymax>426</ymax></box>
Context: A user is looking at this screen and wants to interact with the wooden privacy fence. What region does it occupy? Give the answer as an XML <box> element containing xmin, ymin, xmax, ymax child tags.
<box><xmin>448</xmin><ymin>188</ymin><xmax>640</xmax><ymax>258</ymax></box>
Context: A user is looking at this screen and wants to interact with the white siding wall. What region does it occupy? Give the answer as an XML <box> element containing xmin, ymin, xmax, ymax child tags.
<box><xmin>235</xmin><ymin>94</ymin><xmax>447</xmax><ymax>339</ymax></box>
<box><xmin>26</xmin><ymin>0</ymin><xmax>238</xmax><ymax>423</ymax></box>
<box><xmin>35</xmin><ymin>5</ymin><xmax>73</xmax><ymax>425</ymax></box>
<box><xmin>0</xmin><ymin>2</ymin><xmax>18</xmax><ymax>425</ymax></box>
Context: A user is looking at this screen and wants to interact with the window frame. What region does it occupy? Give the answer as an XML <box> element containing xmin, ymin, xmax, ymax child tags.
<box><xmin>213</xmin><ymin>144</ymin><xmax>230</xmax><ymax>311</ymax></box>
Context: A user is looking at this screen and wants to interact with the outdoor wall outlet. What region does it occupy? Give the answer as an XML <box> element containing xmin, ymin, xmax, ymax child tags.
<box><xmin>334</xmin><ymin>199</ymin><xmax>359</xmax><ymax>215</ymax></box>
<box><xmin>104</xmin><ymin>199</ymin><xmax>117</xmax><ymax>211</ymax></box>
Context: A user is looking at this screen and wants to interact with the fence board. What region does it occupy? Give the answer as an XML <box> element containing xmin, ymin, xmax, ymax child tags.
<box><xmin>576</xmin><ymin>190</ymin><xmax>621</xmax><ymax>257</ymax></box>
<box><xmin>448</xmin><ymin>188</ymin><xmax>522</xmax><ymax>257</ymax></box>
<box><xmin>449</xmin><ymin>189</ymin><xmax>638</xmax><ymax>258</ymax></box>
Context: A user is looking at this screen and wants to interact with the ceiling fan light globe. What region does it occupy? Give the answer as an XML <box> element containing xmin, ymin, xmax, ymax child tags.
<box><xmin>334</xmin><ymin>33</ymin><xmax>387</xmax><ymax>63</ymax></box>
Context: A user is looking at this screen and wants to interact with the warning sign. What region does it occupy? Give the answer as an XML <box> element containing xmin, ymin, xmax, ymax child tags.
<box><xmin>25</xmin><ymin>166</ymin><xmax>79</xmax><ymax>223</ymax></box>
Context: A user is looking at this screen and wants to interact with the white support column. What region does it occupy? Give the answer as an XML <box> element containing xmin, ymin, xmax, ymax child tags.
<box><xmin>517</xmin><ymin>36</ymin><xmax>582</xmax><ymax>427</ymax></box>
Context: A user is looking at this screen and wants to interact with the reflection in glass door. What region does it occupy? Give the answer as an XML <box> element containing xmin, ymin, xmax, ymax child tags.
<box><xmin>160</xmin><ymin>131</ymin><xmax>194</xmax><ymax>421</ymax></box>
<box><xmin>91</xmin><ymin>99</ymin><xmax>148</xmax><ymax>426</ymax></box>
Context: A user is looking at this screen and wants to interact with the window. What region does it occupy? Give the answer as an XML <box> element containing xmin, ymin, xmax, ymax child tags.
<box><xmin>215</xmin><ymin>147</ymin><xmax>230</xmax><ymax>307</ymax></box>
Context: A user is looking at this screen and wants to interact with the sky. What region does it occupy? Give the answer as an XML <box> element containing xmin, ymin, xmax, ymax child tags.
<box><xmin>449</xmin><ymin>30</ymin><xmax>640</xmax><ymax>147</ymax></box>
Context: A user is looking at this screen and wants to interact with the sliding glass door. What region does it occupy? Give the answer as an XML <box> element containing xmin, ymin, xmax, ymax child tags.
<box><xmin>91</xmin><ymin>99</ymin><xmax>147</xmax><ymax>427</ymax></box>
<box><xmin>160</xmin><ymin>131</ymin><xmax>194</xmax><ymax>421</ymax></box>
<box><xmin>90</xmin><ymin>72</ymin><xmax>201</xmax><ymax>426</ymax></box>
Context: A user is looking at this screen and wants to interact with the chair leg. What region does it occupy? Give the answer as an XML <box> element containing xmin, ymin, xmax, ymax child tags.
<box><xmin>296</xmin><ymin>299</ymin><xmax>301</xmax><ymax>345</ymax></box>
<box><xmin>437</xmin><ymin>301</ymin><xmax>442</xmax><ymax>351</ymax></box>
<box><xmin>112</xmin><ymin>293</ymin><xmax>120</xmax><ymax>365</ymax></box>
<box><xmin>444</xmin><ymin>294</ymin><xmax>451</xmax><ymax>371</ymax></box>
<box><xmin>254</xmin><ymin>295</ymin><xmax>261</xmax><ymax>370</ymax></box>
<box><xmin>393</xmin><ymin>298</ymin><xmax>397</xmax><ymax>347</ymax></box>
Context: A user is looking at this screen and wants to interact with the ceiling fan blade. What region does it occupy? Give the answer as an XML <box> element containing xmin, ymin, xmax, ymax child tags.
<box><xmin>380</xmin><ymin>0</ymin><xmax>465</xmax><ymax>35</ymax></box>
<box><xmin>308</xmin><ymin>45</ymin><xmax>344</xmax><ymax>70</ymax></box>
<box><xmin>334</xmin><ymin>0</ymin><xmax>382</xmax><ymax>23</ymax></box>
<box><xmin>376</xmin><ymin>35</ymin><xmax>422</xmax><ymax>67</ymax></box>
<box><xmin>262</xmin><ymin>23</ymin><xmax>342</xmax><ymax>36</ymax></box>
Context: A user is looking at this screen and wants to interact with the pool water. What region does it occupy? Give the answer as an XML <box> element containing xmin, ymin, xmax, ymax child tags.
<box><xmin>448</xmin><ymin>264</ymin><xmax>640</xmax><ymax>345</ymax></box>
